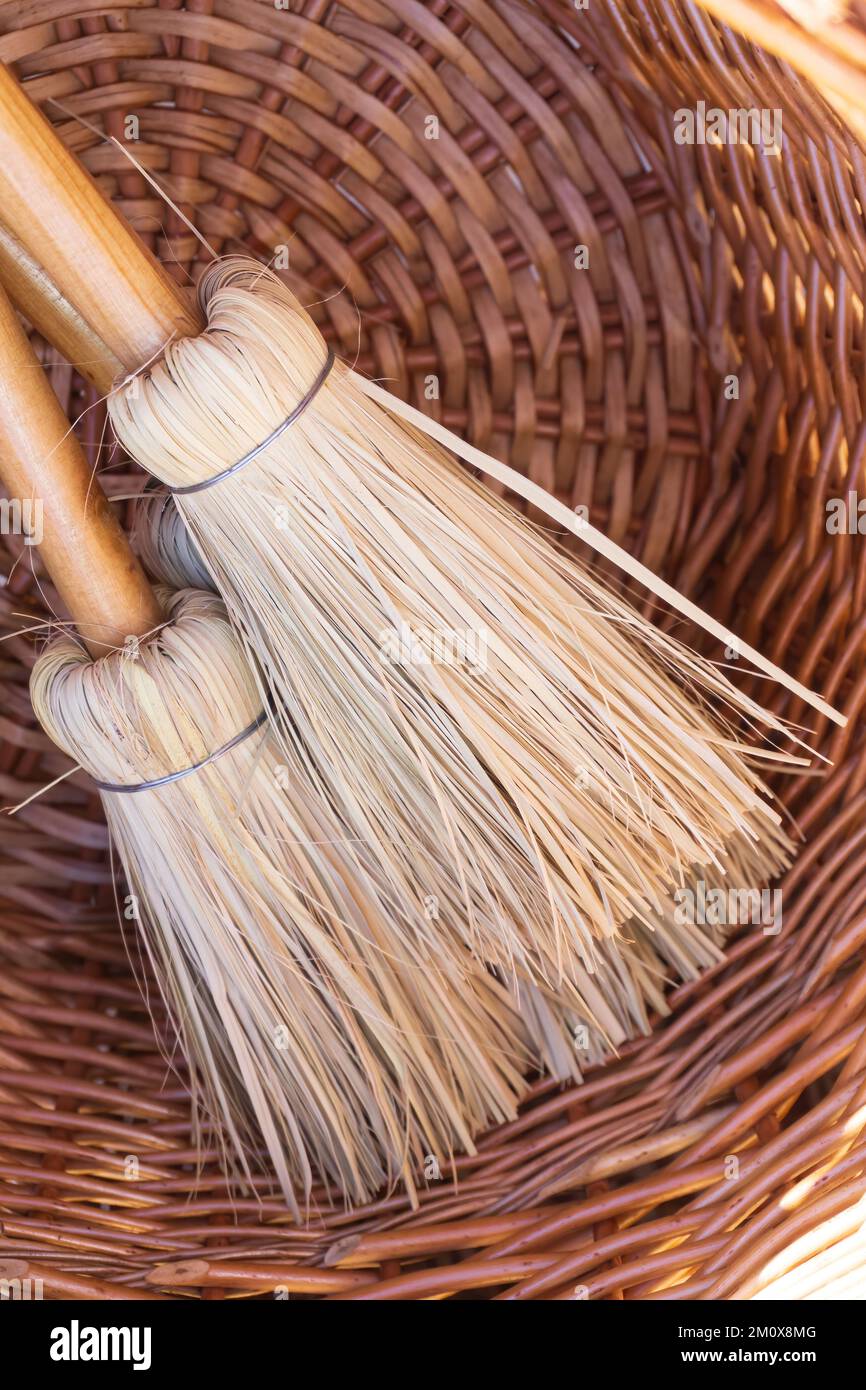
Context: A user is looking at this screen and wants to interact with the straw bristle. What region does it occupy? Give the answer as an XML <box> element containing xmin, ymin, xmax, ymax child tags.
<box><xmin>131</xmin><ymin>489</ymin><xmax>212</xmax><ymax>592</ymax></box>
<box><xmin>132</xmin><ymin>499</ymin><xmax>780</xmax><ymax>1082</ymax></box>
<box><xmin>110</xmin><ymin>258</ymin><xmax>795</xmax><ymax>1055</ymax></box>
<box><xmin>31</xmin><ymin>589</ymin><xmax>552</xmax><ymax>1214</ymax></box>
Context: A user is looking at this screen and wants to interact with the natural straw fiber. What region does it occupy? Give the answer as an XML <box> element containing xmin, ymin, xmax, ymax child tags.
<box><xmin>110</xmin><ymin>260</ymin><xmax>798</xmax><ymax>1053</ymax></box>
<box><xmin>132</xmin><ymin>440</ymin><xmax>790</xmax><ymax>1061</ymax></box>
<box><xmin>30</xmin><ymin>588</ymin><xmax>547</xmax><ymax>1215</ymax></box>
<box><xmin>131</xmin><ymin>491</ymin><xmax>212</xmax><ymax>593</ymax></box>
<box><xmin>2</xmin><ymin>0</ymin><xmax>866</xmax><ymax>1300</ymax></box>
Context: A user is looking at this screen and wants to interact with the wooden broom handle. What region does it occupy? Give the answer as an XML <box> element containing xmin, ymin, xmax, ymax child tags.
<box><xmin>0</xmin><ymin>65</ymin><xmax>203</xmax><ymax>372</ymax></box>
<box><xmin>0</xmin><ymin>222</ymin><xmax>121</xmax><ymax>395</ymax></box>
<box><xmin>0</xmin><ymin>281</ymin><xmax>163</xmax><ymax>657</ymax></box>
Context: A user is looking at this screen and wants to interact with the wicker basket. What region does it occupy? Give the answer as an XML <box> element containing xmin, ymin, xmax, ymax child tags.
<box><xmin>1</xmin><ymin>0</ymin><xmax>865</xmax><ymax>1301</ymax></box>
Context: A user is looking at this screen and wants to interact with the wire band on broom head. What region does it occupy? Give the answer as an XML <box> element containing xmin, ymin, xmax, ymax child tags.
<box><xmin>167</xmin><ymin>349</ymin><xmax>335</xmax><ymax>496</ymax></box>
<box><xmin>93</xmin><ymin>709</ymin><xmax>267</xmax><ymax>793</ymax></box>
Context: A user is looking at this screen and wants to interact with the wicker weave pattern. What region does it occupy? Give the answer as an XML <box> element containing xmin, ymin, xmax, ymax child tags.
<box><xmin>0</xmin><ymin>0</ymin><xmax>865</xmax><ymax>1299</ymax></box>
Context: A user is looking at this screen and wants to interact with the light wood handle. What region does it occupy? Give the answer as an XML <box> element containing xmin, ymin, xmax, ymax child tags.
<box><xmin>0</xmin><ymin>64</ymin><xmax>203</xmax><ymax>372</ymax></box>
<box><xmin>0</xmin><ymin>221</ymin><xmax>121</xmax><ymax>394</ymax></box>
<box><xmin>0</xmin><ymin>282</ymin><xmax>163</xmax><ymax>657</ymax></box>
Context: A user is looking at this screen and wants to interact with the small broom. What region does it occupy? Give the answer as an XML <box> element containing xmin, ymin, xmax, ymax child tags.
<box><xmin>128</xmin><ymin>493</ymin><xmax>788</xmax><ymax>1060</ymax></box>
<box><xmin>0</xmin><ymin>275</ymin><xmax>572</xmax><ymax>1215</ymax></box>
<box><xmin>0</xmin><ymin>65</ymin><xmax>838</xmax><ymax>1054</ymax></box>
<box><xmin>0</xmin><ymin>220</ymin><xmax>738</xmax><ymax>1078</ymax></box>
<box><xmin>4</xmin><ymin>228</ymin><xmax>793</xmax><ymax>1073</ymax></box>
<box><xmin>0</xmin><ymin>225</ymin><xmax>758</xmax><ymax>1087</ymax></box>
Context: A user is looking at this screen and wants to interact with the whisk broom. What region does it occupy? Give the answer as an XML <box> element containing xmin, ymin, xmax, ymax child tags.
<box><xmin>0</xmin><ymin>274</ymin><xmax>580</xmax><ymax>1213</ymax></box>
<box><xmin>1</xmin><ymin>248</ymin><xmax>794</xmax><ymax>1078</ymax></box>
<box><xmin>0</xmin><ymin>231</ymin><xmax>758</xmax><ymax>1084</ymax></box>
<box><xmin>0</xmin><ymin>226</ymin><xmax>719</xmax><ymax>1078</ymax></box>
<box><xmin>128</xmin><ymin>494</ymin><xmax>779</xmax><ymax>1055</ymax></box>
<box><xmin>0</xmin><ymin>67</ymin><xmax>840</xmax><ymax>1051</ymax></box>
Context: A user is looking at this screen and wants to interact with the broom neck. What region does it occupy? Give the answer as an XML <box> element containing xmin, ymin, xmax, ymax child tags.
<box><xmin>0</xmin><ymin>65</ymin><xmax>204</xmax><ymax>375</ymax></box>
<box><xmin>0</xmin><ymin>282</ymin><xmax>164</xmax><ymax>657</ymax></box>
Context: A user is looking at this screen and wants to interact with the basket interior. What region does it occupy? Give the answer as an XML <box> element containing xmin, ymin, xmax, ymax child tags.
<box><xmin>0</xmin><ymin>0</ymin><xmax>865</xmax><ymax>1300</ymax></box>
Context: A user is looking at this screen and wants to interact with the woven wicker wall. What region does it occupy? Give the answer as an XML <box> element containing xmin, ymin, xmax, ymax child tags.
<box><xmin>0</xmin><ymin>0</ymin><xmax>864</xmax><ymax>1300</ymax></box>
